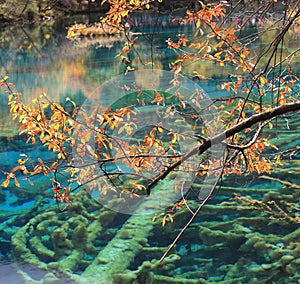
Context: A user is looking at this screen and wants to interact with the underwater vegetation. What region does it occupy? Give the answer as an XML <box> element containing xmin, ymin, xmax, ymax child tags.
<box><xmin>0</xmin><ymin>159</ymin><xmax>299</xmax><ymax>284</ymax></box>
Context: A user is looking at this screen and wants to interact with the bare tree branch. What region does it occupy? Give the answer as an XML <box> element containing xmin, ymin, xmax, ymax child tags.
<box><xmin>147</xmin><ymin>102</ymin><xmax>300</xmax><ymax>195</ymax></box>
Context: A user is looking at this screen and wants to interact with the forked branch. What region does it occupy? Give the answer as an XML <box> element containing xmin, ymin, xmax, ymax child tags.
<box><xmin>147</xmin><ymin>102</ymin><xmax>300</xmax><ymax>195</ymax></box>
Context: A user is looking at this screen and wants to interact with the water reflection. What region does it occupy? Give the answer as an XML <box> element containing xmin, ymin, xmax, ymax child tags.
<box><xmin>1</xmin><ymin>11</ymin><xmax>298</xmax><ymax>105</ymax></box>
<box><xmin>0</xmin><ymin>21</ymin><xmax>124</xmax><ymax>100</ymax></box>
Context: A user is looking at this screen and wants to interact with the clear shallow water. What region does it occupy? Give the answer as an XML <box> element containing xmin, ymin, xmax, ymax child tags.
<box><xmin>0</xmin><ymin>13</ymin><xmax>300</xmax><ymax>284</ymax></box>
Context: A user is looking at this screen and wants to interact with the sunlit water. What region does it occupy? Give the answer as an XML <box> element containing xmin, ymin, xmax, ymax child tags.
<box><xmin>0</xmin><ymin>12</ymin><xmax>299</xmax><ymax>284</ymax></box>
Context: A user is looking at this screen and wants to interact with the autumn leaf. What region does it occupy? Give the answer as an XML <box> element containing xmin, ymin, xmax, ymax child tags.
<box><xmin>157</xmin><ymin>127</ymin><xmax>163</xmax><ymax>133</ymax></box>
<box><xmin>260</xmin><ymin>76</ymin><xmax>268</xmax><ymax>87</ymax></box>
<box><xmin>161</xmin><ymin>215</ymin><xmax>167</xmax><ymax>227</ymax></box>
<box><xmin>1</xmin><ymin>177</ymin><xmax>10</xmax><ymax>187</ymax></box>
<box><xmin>14</xmin><ymin>177</ymin><xmax>20</xmax><ymax>187</ymax></box>
<box><xmin>0</xmin><ymin>76</ymin><xmax>9</xmax><ymax>83</ymax></box>
<box><xmin>168</xmin><ymin>214</ymin><xmax>174</xmax><ymax>223</ymax></box>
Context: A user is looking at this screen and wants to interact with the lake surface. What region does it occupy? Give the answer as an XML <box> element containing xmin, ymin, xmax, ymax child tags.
<box><xmin>0</xmin><ymin>12</ymin><xmax>299</xmax><ymax>284</ymax></box>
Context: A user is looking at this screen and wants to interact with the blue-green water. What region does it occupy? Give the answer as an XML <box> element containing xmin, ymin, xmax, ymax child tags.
<box><xmin>0</xmin><ymin>13</ymin><xmax>300</xmax><ymax>284</ymax></box>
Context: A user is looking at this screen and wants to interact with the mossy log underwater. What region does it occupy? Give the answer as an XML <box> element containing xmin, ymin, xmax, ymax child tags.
<box><xmin>3</xmin><ymin>156</ymin><xmax>299</xmax><ymax>283</ymax></box>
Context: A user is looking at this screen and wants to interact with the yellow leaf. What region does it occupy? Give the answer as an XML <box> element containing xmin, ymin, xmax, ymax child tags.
<box><xmin>268</xmin><ymin>122</ymin><xmax>273</xmax><ymax>130</ymax></box>
<box><xmin>125</xmin><ymin>66</ymin><xmax>135</xmax><ymax>74</ymax></box>
<box><xmin>125</xmin><ymin>125</ymin><xmax>133</xmax><ymax>135</ymax></box>
<box><xmin>18</xmin><ymin>158</ymin><xmax>27</xmax><ymax>165</ymax></box>
<box><xmin>118</xmin><ymin>125</ymin><xmax>126</xmax><ymax>134</ymax></box>
<box><xmin>0</xmin><ymin>75</ymin><xmax>9</xmax><ymax>83</ymax></box>
<box><xmin>86</xmin><ymin>144</ymin><xmax>97</xmax><ymax>158</ymax></box>
<box><xmin>161</xmin><ymin>215</ymin><xmax>166</xmax><ymax>227</ymax></box>
<box><xmin>214</xmin><ymin>51</ymin><xmax>222</xmax><ymax>59</ymax></box>
<box><xmin>102</xmin><ymin>153</ymin><xmax>111</xmax><ymax>159</ymax></box>
<box><xmin>136</xmin><ymin>183</ymin><xmax>146</xmax><ymax>190</ymax></box>
<box><xmin>274</xmin><ymin>154</ymin><xmax>281</xmax><ymax>166</ymax></box>
<box><xmin>1</xmin><ymin>178</ymin><xmax>10</xmax><ymax>187</ymax></box>
<box><xmin>153</xmin><ymin>141</ymin><xmax>159</xmax><ymax>148</ymax></box>
<box><xmin>171</xmin><ymin>135</ymin><xmax>177</xmax><ymax>143</ymax></box>
<box><xmin>260</xmin><ymin>76</ymin><xmax>267</xmax><ymax>87</ymax></box>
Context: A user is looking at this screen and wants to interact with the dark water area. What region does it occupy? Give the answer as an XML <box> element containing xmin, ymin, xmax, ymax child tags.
<box><xmin>0</xmin><ymin>11</ymin><xmax>300</xmax><ymax>284</ymax></box>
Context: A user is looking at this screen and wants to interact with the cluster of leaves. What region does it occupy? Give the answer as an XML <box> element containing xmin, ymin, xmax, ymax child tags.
<box><xmin>152</xmin><ymin>199</ymin><xmax>185</xmax><ymax>227</ymax></box>
<box><xmin>167</xmin><ymin>2</ymin><xmax>300</xmax><ymax>168</ymax></box>
<box><xmin>100</xmin><ymin>0</ymin><xmax>162</xmax><ymax>25</ymax></box>
<box><xmin>1</xmin><ymin>78</ymin><xmax>76</xmax><ymax>209</ymax></box>
<box><xmin>1</xmin><ymin>77</ymin><xmax>201</xmax><ymax>209</ymax></box>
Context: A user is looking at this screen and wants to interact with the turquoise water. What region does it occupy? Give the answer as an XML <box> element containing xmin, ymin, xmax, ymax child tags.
<box><xmin>0</xmin><ymin>13</ymin><xmax>300</xmax><ymax>284</ymax></box>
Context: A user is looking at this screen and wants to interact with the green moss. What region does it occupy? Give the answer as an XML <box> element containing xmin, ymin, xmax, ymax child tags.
<box><xmin>72</xmin><ymin>223</ymin><xmax>88</xmax><ymax>248</ymax></box>
<box><xmin>29</xmin><ymin>236</ymin><xmax>55</xmax><ymax>262</ymax></box>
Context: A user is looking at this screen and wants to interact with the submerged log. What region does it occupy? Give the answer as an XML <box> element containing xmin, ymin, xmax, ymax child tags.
<box><xmin>75</xmin><ymin>182</ymin><xmax>177</xmax><ymax>283</ymax></box>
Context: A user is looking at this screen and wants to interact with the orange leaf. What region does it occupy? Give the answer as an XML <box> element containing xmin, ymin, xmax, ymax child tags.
<box><xmin>1</xmin><ymin>178</ymin><xmax>10</xmax><ymax>187</ymax></box>
<box><xmin>14</xmin><ymin>177</ymin><xmax>20</xmax><ymax>187</ymax></box>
